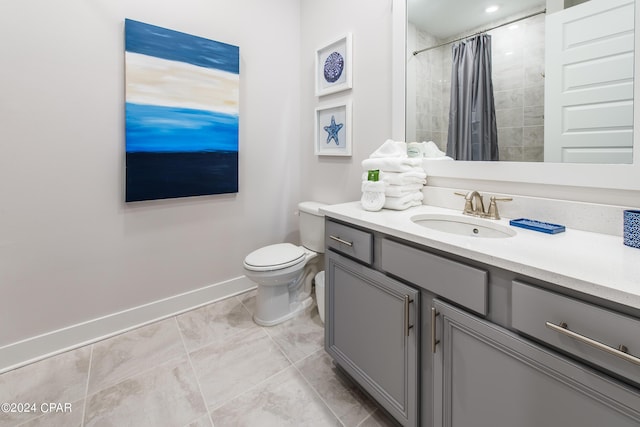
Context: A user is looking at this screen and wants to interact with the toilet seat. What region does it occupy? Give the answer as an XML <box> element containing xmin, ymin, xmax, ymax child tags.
<box><xmin>243</xmin><ymin>243</ymin><xmax>306</xmax><ymax>272</ymax></box>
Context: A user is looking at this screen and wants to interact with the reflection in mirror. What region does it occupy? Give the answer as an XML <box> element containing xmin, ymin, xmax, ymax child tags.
<box><xmin>406</xmin><ymin>0</ymin><xmax>635</xmax><ymax>164</ymax></box>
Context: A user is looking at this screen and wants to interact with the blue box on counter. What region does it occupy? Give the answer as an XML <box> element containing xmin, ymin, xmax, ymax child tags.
<box><xmin>509</xmin><ymin>218</ymin><xmax>566</xmax><ymax>234</ymax></box>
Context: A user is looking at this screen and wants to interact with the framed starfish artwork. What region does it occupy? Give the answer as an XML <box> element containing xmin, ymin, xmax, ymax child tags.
<box><xmin>315</xmin><ymin>33</ymin><xmax>352</xmax><ymax>96</ymax></box>
<box><xmin>315</xmin><ymin>101</ymin><xmax>352</xmax><ymax>156</ymax></box>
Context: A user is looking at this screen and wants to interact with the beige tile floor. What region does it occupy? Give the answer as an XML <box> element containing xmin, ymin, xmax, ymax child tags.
<box><xmin>0</xmin><ymin>290</ymin><xmax>397</xmax><ymax>427</ymax></box>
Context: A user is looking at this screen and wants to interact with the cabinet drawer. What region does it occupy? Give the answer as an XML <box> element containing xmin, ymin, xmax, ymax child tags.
<box><xmin>380</xmin><ymin>238</ymin><xmax>488</xmax><ymax>315</ymax></box>
<box><xmin>512</xmin><ymin>281</ymin><xmax>640</xmax><ymax>386</ymax></box>
<box><xmin>326</xmin><ymin>220</ymin><xmax>373</xmax><ymax>265</ymax></box>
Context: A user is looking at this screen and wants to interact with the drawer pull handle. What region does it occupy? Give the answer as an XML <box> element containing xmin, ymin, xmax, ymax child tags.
<box><xmin>545</xmin><ymin>321</ymin><xmax>640</xmax><ymax>366</ymax></box>
<box><xmin>329</xmin><ymin>235</ymin><xmax>353</xmax><ymax>247</ymax></box>
<box><xmin>431</xmin><ymin>307</ymin><xmax>440</xmax><ymax>353</ymax></box>
<box><xmin>404</xmin><ymin>295</ymin><xmax>414</xmax><ymax>337</ymax></box>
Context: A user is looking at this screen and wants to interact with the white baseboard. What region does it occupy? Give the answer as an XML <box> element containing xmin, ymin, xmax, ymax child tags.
<box><xmin>0</xmin><ymin>276</ymin><xmax>256</xmax><ymax>374</ymax></box>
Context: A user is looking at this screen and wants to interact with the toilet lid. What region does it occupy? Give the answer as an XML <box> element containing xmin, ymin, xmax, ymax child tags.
<box><xmin>244</xmin><ymin>243</ymin><xmax>306</xmax><ymax>272</ymax></box>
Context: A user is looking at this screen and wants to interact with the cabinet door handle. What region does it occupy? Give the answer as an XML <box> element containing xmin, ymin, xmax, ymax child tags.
<box><xmin>545</xmin><ymin>321</ymin><xmax>640</xmax><ymax>366</ymax></box>
<box><xmin>404</xmin><ymin>295</ymin><xmax>414</xmax><ymax>337</ymax></box>
<box><xmin>431</xmin><ymin>307</ymin><xmax>440</xmax><ymax>353</ymax></box>
<box><xmin>329</xmin><ymin>235</ymin><xmax>353</xmax><ymax>247</ymax></box>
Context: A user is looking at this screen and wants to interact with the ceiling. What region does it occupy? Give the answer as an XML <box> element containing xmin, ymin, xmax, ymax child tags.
<box><xmin>408</xmin><ymin>0</ymin><xmax>546</xmax><ymax>39</ymax></box>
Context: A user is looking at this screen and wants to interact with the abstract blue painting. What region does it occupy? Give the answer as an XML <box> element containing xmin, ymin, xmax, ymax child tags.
<box><xmin>125</xmin><ymin>19</ymin><xmax>239</xmax><ymax>202</ymax></box>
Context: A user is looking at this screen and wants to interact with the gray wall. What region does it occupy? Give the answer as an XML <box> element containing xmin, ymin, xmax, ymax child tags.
<box><xmin>0</xmin><ymin>0</ymin><xmax>303</xmax><ymax>348</ymax></box>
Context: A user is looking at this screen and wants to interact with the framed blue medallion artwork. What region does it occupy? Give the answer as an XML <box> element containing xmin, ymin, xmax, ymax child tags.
<box><xmin>125</xmin><ymin>19</ymin><xmax>239</xmax><ymax>202</ymax></box>
<box><xmin>315</xmin><ymin>33</ymin><xmax>352</xmax><ymax>96</ymax></box>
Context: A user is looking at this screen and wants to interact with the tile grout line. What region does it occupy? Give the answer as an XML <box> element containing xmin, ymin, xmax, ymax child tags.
<box><xmin>80</xmin><ymin>344</ymin><xmax>94</xmax><ymax>427</ymax></box>
<box><xmin>207</xmin><ymin>364</ymin><xmax>298</xmax><ymax>414</ymax></box>
<box><xmin>82</xmin><ymin>344</ymin><xmax>188</xmax><ymax>400</ymax></box>
<box><xmin>174</xmin><ymin>292</ymin><xmax>257</xmax><ymax>356</ymax></box>
<box><xmin>205</xmin><ymin>325</ymin><xmax>295</xmax><ymax>412</ymax></box>
<box><xmin>174</xmin><ymin>316</ymin><xmax>215</xmax><ymax>427</ymax></box>
<box><xmin>291</xmin><ymin>348</ymin><xmax>348</xmax><ymax>427</ymax></box>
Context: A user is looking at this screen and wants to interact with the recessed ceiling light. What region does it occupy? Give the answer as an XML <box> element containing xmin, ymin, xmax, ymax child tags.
<box><xmin>485</xmin><ymin>5</ymin><xmax>499</xmax><ymax>13</ymax></box>
<box><xmin>508</xmin><ymin>24</ymin><xmax>519</xmax><ymax>30</ymax></box>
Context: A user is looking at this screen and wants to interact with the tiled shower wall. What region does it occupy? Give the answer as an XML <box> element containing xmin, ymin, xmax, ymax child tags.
<box><xmin>413</xmin><ymin>13</ymin><xmax>545</xmax><ymax>162</ymax></box>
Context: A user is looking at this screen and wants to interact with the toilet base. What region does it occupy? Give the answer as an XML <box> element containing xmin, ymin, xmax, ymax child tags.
<box><xmin>253</xmin><ymin>295</ymin><xmax>314</xmax><ymax>327</ymax></box>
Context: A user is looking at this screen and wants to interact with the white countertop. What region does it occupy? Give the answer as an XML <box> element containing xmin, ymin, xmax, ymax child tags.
<box><xmin>321</xmin><ymin>202</ymin><xmax>640</xmax><ymax>311</ymax></box>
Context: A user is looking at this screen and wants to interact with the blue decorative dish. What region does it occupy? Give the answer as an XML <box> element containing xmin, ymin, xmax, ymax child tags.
<box><xmin>509</xmin><ymin>218</ymin><xmax>566</xmax><ymax>234</ymax></box>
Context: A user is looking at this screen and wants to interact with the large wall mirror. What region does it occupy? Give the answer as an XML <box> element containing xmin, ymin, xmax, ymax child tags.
<box><xmin>391</xmin><ymin>0</ymin><xmax>640</xmax><ymax>190</ymax></box>
<box><xmin>407</xmin><ymin>0</ymin><xmax>634</xmax><ymax>164</ymax></box>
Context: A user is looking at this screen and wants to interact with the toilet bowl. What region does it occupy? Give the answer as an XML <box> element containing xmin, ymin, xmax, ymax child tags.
<box><xmin>243</xmin><ymin>202</ymin><xmax>326</xmax><ymax>326</ymax></box>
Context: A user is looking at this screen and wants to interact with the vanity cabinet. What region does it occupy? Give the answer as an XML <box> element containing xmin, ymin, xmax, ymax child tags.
<box><xmin>432</xmin><ymin>299</ymin><xmax>640</xmax><ymax>426</ymax></box>
<box><xmin>325</xmin><ymin>226</ymin><xmax>419</xmax><ymax>427</ymax></box>
<box><xmin>324</xmin><ymin>216</ymin><xmax>640</xmax><ymax>427</ymax></box>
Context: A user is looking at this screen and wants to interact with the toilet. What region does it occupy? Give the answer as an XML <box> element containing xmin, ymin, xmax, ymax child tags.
<box><xmin>243</xmin><ymin>201</ymin><xmax>326</xmax><ymax>326</ymax></box>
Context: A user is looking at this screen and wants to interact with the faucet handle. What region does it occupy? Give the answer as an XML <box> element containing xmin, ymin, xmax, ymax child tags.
<box><xmin>454</xmin><ymin>192</ymin><xmax>474</xmax><ymax>214</ymax></box>
<box><xmin>487</xmin><ymin>196</ymin><xmax>512</xmax><ymax>220</ymax></box>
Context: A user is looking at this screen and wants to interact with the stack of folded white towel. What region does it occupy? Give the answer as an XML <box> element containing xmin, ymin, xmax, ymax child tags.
<box><xmin>361</xmin><ymin>139</ymin><xmax>427</xmax><ymax>211</ymax></box>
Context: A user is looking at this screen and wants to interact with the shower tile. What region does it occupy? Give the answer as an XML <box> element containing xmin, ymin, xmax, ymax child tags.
<box><xmin>492</xmin><ymin>49</ymin><xmax>524</xmax><ymax>73</ymax></box>
<box><xmin>211</xmin><ymin>366</ymin><xmax>340</xmax><ymax>427</ymax></box>
<box><xmin>496</xmin><ymin>108</ymin><xmax>524</xmax><ymax>129</ymax></box>
<box><xmin>498</xmin><ymin>127</ymin><xmax>523</xmax><ymax>147</ymax></box>
<box><xmin>265</xmin><ymin>304</ymin><xmax>324</xmax><ymax>363</ymax></box>
<box><xmin>83</xmin><ymin>357</ymin><xmax>206</xmax><ymax>427</ymax></box>
<box><xmin>524</xmin><ymin>61</ymin><xmax>545</xmax><ymax>86</ymax></box>
<box><xmin>524</xmin><ymin>106</ymin><xmax>544</xmax><ymax>126</ymax></box>
<box><xmin>524</xmin><ymin>126</ymin><xmax>544</xmax><ymax>148</ymax></box>
<box><xmin>0</xmin><ymin>347</ymin><xmax>90</xmax><ymax>426</ymax></box>
<box><xmin>416</xmin><ymin>95</ymin><xmax>430</xmax><ymax>117</ymax></box>
<box><xmin>177</xmin><ymin>295</ymin><xmax>256</xmax><ymax>351</ymax></box>
<box><xmin>189</xmin><ymin>327</ymin><xmax>291</xmax><ymax>410</ymax></box>
<box><xmin>524</xmin><ymin>146</ymin><xmax>545</xmax><ymax>163</ymax></box>
<box><xmin>494</xmin><ymin>88</ymin><xmax>524</xmax><ymax>110</ymax></box>
<box><xmin>499</xmin><ymin>146</ymin><xmax>524</xmax><ymax>162</ymax></box>
<box><xmin>87</xmin><ymin>317</ymin><xmax>185</xmax><ymax>394</ymax></box>
<box><xmin>416</xmin><ymin>131</ymin><xmax>430</xmax><ymax>143</ymax></box>
<box><xmin>524</xmin><ymin>84</ymin><xmax>545</xmax><ymax>107</ymax></box>
<box><xmin>417</xmin><ymin>114</ymin><xmax>431</xmax><ymax>131</ymax></box>
<box><xmin>296</xmin><ymin>350</ymin><xmax>377</xmax><ymax>427</ymax></box>
<box><xmin>431</xmin><ymin>115</ymin><xmax>443</xmax><ymax>132</ymax></box>
<box><xmin>493</xmin><ymin>67</ymin><xmax>524</xmax><ymax>92</ymax></box>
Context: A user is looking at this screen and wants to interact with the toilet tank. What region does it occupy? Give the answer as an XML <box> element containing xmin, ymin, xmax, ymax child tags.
<box><xmin>298</xmin><ymin>201</ymin><xmax>326</xmax><ymax>253</ymax></box>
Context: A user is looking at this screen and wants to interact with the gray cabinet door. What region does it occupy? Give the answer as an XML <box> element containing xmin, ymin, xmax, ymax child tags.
<box><xmin>326</xmin><ymin>250</ymin><xmax>420</xmax><ymax>427</ymax></box>
<box><xmin>432</xmin><ymin>299</ymin><xmax>640</xmax><ymax>427</ymax></box>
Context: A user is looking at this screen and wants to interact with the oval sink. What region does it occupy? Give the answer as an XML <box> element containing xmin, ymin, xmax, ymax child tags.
<box><xmin>411</xmin><ymin>213</ymin><xmax>516</xmax><ymax>238</ymax></box>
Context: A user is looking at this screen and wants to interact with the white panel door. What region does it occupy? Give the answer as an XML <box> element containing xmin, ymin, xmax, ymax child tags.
<box><xmin>544</xmin><ymin>0</ymin><xmax>635</xmax><ymax>163</ymax></box>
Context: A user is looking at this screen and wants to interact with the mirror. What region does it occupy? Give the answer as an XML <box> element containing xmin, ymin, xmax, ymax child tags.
<box><xmin>406</xmin><ymin>0</ymin><xmax>635</xmax><ymax>164</ymax></box>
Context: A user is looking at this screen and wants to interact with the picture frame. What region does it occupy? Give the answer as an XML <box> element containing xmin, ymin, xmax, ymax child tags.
<box><xmin>315</xmin><ymin>33</ymin><xmax>353</xmax><ymax>97</ymax></box>
<box><xmin>315</xmin><ymin>101</ymin><xmax>352</xmax><ymax>156</ymax></box>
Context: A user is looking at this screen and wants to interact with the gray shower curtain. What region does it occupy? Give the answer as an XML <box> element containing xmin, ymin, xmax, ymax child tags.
<box><xmin>446</xmin><ymin>34</ymin><xmax>499</xmax><ymax>161</ymax></box>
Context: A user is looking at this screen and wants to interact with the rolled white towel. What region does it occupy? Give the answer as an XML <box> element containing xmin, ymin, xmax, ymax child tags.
<box><xmin>385</xmin><ymin>183</ymin><xmax>424</xmax><ymax>197</ymax></box>
<box><xmin>369</xmin><ymin>139</ymin><xmax>408</xmax><ymax>158</ymax></box>
<box><xmin>361</xmin><ymin>169</ymin><xmax>427</xmax><ymax>185</ymax></box>
<box><xmin>423</xmin><ymin>141</ymin><xmax>447</xmax><ymax>158</ymax></box>
<box><xmin>422</xmin><ymin>141</ymin><xmax>454</xmax><ymax>160</ymax></box>
<box><xmin>362</xmin><ymin>157</ymin><xmax>423</xmax><ymax>173</ymax></box>
<box><xmin>361</xmin><ymin>180</ymin><xmax>386</xmax><ymax>192</ymax></box>
<box><xmin>383</xmin><ymin>192</ymin><xmax>424</xmax><ymax>211</ymax></box>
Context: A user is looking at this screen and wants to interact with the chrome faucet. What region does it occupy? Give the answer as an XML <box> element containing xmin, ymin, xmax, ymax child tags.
<box><xmin>455</xmin><ymin>191</ymin><xmax>512</xmax><ymax>220</ymax></box>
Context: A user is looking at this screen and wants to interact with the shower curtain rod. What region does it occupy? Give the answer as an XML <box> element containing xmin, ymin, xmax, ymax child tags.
<box><xmin>412</xmin><ymin>9</ymin><xmax>546</xmax><ymax>56</ymax></box>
